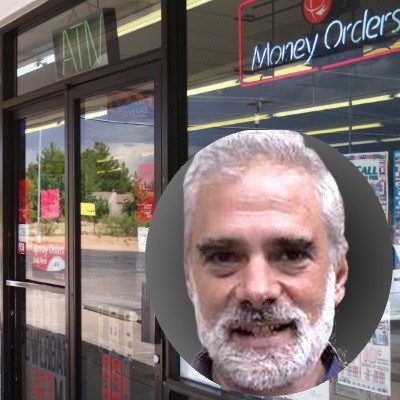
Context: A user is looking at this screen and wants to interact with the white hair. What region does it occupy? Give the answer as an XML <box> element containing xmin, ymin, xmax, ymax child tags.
<box><xmin>183</xmin><ymin>130</ymin><xmax>347</xmax><ymax>267</ymax></box>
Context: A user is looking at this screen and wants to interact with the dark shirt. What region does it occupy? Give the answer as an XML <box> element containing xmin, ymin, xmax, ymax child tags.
<box><xmin>192</xmin><ymin>344</ymin><xmax>344</xmax><ymax>399</ymax></box>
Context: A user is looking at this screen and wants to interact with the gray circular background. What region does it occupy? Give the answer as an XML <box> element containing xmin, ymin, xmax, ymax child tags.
<box><xmin>146</xmin><ymin>134</ymin><xmax>392</xmax><ymax>366</ymax></box>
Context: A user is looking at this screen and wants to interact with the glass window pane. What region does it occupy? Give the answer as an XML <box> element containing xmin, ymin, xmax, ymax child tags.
<box><xmin>187</xmin><ymin>0</ymin><xmax>400</xmax><ymax>156</ymax></box>
<box><xmin>17</xmin><ymin>1</ymin><xmax>161</xmax><ymax>95</ymax></box>
<box><xmin>22</xmin><ymin>289</ymin><xmax>66</xmax><ymax>400</ymax></box>
<box><xmin>80</xmin><ymin>81</ymin><xmax>155</xmax><ymax>398</ymax></box>
<box><xmin>186</xmin><ymin>1</ymin><xmax>399</xmax><ymax>398</ymax></box>
<box><xmin>18</xmin><ymin>109</ymin><xmax>66</xmax><ymax>285</ymax></box>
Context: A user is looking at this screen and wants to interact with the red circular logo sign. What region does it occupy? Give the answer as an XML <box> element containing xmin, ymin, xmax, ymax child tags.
<box><xmin>303</xmin><ymin>0</ymin><xmax>332</xmax><ymax>24</ymax></box>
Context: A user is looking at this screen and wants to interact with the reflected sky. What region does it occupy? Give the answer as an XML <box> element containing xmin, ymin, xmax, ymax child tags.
<box><xmin>25</xmin><ymin>119</ymin><xmax>154</xmax><ymax>177</ymax></box>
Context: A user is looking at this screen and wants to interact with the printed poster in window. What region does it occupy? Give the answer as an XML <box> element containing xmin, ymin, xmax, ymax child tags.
<box><xmin>32</xmin><ymin>241</ymin><xmax>66</xmax><ymax>283</ymax></box>
<box><xmin>107</xmin><ymin>92</ymin><xmax>154</xmax><ymax>124</ymax></box>
<box><xmin>337</xmin><ymin>302</ymin><xmax>390</xmax><ymax>396</ymax></box>
<box><xmin>19</xmin><ymin>179</ymin><xmax>31</xmax><ymax>223</ymax></box>
<box><xmin>41</xmin><ymin>188</ymin><xmax>60</xmax><ymax>219</ymax></box>
<box><xmin>136</xmin><ymin>163</ymin><xmax>154</xmax><ymax>223</ymax></box>
<box><xmin>393</xmin><ymin>151</ymin><xmax>400</xmax><ymax>270</ymax></box>
<box><xmin>344</xmin><ymin>152</ymin><xmax>388</xmax><ymax>218</ymax></box>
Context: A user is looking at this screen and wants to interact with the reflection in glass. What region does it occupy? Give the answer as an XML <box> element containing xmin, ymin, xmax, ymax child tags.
<box><xmin>17</xmin><ymin>0</ymin><xmax>161</xmax><ymax>95</ymax></box>
<box><xmin>22</xmin><ymin>289</ymin><xmax>66</xmax><ymax>400</ymax></box>
<box><xmin>186</xmin><ymin>2</ymin><xmax>400</xmax><ymax>398</ymax></box>
<box><xmin>80</xmin><ymin>82</ymin><xmax>155</xmax><ymax>398</ymax></box>
<box><xmin>18</xmin><ymin>110</ymin><xmax>66</xmax><ymax>286</ymax></box>
<box><xmin>187</xmin><ymin>0</ymin><xmax>400</xmax><ymax>157</ymax></box>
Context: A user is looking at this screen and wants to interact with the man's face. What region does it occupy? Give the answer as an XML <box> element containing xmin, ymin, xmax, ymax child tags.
<box><xmin>185</xmin><ymin>163</ymin><xmax>348</xmax><ymax>395</ymax></box>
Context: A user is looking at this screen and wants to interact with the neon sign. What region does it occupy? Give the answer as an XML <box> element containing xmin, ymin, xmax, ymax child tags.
<box><xmin>53</xmin><ymin>9</ymin><xmax>120</xmax><ymax>80</ymax></box>
<box><xmin>239</xmin><ymin>0</ymin><xmax>400</xmax><ymax>87</ymax></box>
<box><xmin>324</xmin><ymin>9</ymin><xmax>400</xmax><ymax>47</ymax></box>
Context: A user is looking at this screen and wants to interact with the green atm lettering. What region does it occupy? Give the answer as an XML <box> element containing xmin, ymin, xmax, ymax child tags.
<box><xmin>62</xmin><ymin>12</ymin><xmax>105</xmax><ymax>77</ymax></box>
<box><xmin>85</xmin><ymin>16</ymin><xmax>104</xmax><ymax>68</ymax></box>
<box><xmin>62</xmin><ymin>30</ymin><xmax>78</xmax><ymax>75</ymax></box>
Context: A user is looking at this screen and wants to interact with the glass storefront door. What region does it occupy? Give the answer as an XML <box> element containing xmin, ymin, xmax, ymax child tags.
<box><xmin>76</xmin><ymin>68</ymin><xmax>158</xmax><ymax>399</ymax></box>
<box><xmin>7</xmin><ymin>63</ymin><xmax>160</xmax><ymax>400</ymax></box>
<box><xmin>9</xmin><ymin>106</ymin><xmax>67</xmax><ymax>400</ymax></box>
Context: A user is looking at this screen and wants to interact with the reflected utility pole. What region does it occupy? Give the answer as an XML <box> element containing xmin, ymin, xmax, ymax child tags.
<box><xmin>248</xmin><ymin>99</ymin><xmax>272</xmax><ymax>128</ymax></box>
<box><xmin>37</xmin><ymin>129</ymin><xmax>42</xmax><ymax>242</ymax></box>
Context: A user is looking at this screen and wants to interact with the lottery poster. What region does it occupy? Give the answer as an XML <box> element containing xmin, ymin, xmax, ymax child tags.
<box><xmin>393</xmin><ymin>151</ymin><xmax>400</xmax><ymax>269</ymax></box>
<box><xmin>344</xmin><ymin>152</ymin><xmax>388</xmax><ymax>219</ymax></box>
<box><xmin>337</xmin><ymin>302</ymin><xmax>391</xmax><ymax>396</ymax></box>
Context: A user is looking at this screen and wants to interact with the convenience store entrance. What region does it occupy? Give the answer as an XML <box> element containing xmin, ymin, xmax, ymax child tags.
<box><xmin>6</xmin><ymin>62</ymin><xmax>160</xmax><ymax>400</ymax></box>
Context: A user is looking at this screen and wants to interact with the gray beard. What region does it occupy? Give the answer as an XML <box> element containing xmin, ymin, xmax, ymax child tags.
<box><xmin>192</xmin><ymin>272</ymin><xmax>336</xmax><ymax>394</ymax></box>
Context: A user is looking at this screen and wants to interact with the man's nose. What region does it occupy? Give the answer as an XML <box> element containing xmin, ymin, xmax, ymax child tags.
<box><xmin>234</xmin><ymin>255</ymin><xmax>282</xmax><ymax>308</ymax></box>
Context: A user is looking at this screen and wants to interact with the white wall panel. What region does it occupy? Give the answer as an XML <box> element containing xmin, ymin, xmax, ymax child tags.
<box><xmin>0</xmin><ymin>0</ymin><xmax>48</xmax><ymax>28</ymax></box>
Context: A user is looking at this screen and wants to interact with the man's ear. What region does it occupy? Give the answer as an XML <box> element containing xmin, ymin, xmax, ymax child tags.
<box><xmin>334</xmin><ymin>256</ymin><xmax>348</xmax><ymax>306</ymax></box>
<box><xmin>184</xmin><ymin>264</ymin><xmax>195</xmax><ymax>303</ymax></box>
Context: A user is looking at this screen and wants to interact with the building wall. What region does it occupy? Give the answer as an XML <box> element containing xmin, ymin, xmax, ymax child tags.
<box><xmin>0</xmin><ymin>0</ymin><xmax>47</xmax><ymax>27</ymax></box>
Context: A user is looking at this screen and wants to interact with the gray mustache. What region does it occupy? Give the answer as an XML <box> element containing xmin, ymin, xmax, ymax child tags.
<box><xmin>224</xmin><ymin>302</ymin><xmax>301</xmax><ymax>330</ymax></box>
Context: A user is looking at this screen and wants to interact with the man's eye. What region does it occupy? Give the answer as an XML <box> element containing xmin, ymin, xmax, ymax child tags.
<box><xmin>203</xmin><ymin>250</ymin><xmax>245</xmax><ymax>277</ymax></box>
<box><xmin>270</xmin><ymin>239</ymin><xmax>314</xmax><ymax>269</ymax></box>
<box><xmin>281</xmin><ymin>249</ymin><xmax>309</xmax><ymax>262</ymax></box>
<box><xmin>206</xmin><ymin>251</ymin><xmax>241</xmax><ymax>265</ymax></box>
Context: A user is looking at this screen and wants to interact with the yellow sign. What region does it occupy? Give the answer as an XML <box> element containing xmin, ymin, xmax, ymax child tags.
<box><xmin>81</xmin><ymin>202</ymin><xmax>96</xmax><ymax>216</ymax></box>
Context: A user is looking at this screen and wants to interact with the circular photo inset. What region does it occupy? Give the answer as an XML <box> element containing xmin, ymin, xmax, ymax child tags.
<box><xmin>146</xmin><ymin>130</ymin><xmax>392</xmax><ymax>397</ymax></box>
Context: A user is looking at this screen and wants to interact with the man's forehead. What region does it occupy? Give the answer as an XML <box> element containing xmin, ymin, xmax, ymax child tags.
<box><xmin>197</xmin><ymin>161</ymin><xmax>317</xmax><ymax>191</ymax></box>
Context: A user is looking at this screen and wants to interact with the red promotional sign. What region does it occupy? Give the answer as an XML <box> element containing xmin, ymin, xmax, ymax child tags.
<box><xmin>19</xmin><ymin>179</ymin><xmax>31</xmax><ymax>223</ymax></box>
<box><xmin>41</xmin><ymin>189</ymin><xmax>60</xmax><ymax>219</ymax></box>
<box><xmin>136</xmin><ymin>163</ymin><xmax>154</xmax><ymax>223</ymax></box>
<box><xmin>26</xmin><ymin>326</ymin><xmax>66</xmax><ymax>399</ymax></box>
<box><xmin>18</xmin><ymin>242</ymin><xmax>26</xmax><ymax>255</ymax></box>
<box><xmin>137</xmin><ymin>197</ymin><xmax>154</xmax><ymax>223</ymax></box>
<box><xmin>302</xmin><ymin>0</ymin><xmax>332</xmax><ymax>24</ymax></box>
<box><xmin>138</xmin><ymin>163</ymin><xmax>154</xmax><ymax>182</ymax></box>
<box><xmin>29</xmin><ymin>367</ymin><xmax>54</xmax><ymax>400</ymax></box>
<box><xmin>32</xmin><ymin>241</ymin><xmax>65</xmax><ymax>272</ymax></box>
<box><xmin>102</xmin><ymin>354</ymin><xmax>129</xmax><ymax>400</ymax></box>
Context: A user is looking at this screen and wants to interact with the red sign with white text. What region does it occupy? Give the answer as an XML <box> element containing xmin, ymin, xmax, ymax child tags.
<box><xmin>32</xmin><ymin>241</ymin><xmax>65</xmax><ymax>272</ymax></box>
<box><xmin>137</xmin><ymin>197</ymin><xmax>154</xmax><ymax>223</ymax></box>
<box><xmin>136</xmin><ymin>163</ymin><xmax>154</xmax><ymax>223</ymax></box>
<box><xmin>302</xmin><ymin>0</ymin><xmax>332</xmax><ymax>24</ymax></box>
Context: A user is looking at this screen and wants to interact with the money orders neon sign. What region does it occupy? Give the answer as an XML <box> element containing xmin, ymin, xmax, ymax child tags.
<box><xmin>239</xmin><ymin>0</ymin><xmax>400</xmax><ymax>87</ymax></box>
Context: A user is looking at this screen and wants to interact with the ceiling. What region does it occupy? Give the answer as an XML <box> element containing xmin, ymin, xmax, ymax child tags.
<box><xmin>186</xmin><ymin>0</ymin><xmax>400</xmax><ymax>155</ymax></box>
<box><xmin>12</xmin><ymin>0</ymin><xmax>400</xmax><ymax>155</ymax></box>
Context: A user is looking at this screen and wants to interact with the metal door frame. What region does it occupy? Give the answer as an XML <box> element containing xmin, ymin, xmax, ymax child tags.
<box><xmin>66</xmin><ymin>61</ymin><xmax>162</xmax><ymax>399</ymax></box>
<box><xmin>5</xmin><ymin>61</ymin><xmax>162</xmax><ymax>399</ymax></box>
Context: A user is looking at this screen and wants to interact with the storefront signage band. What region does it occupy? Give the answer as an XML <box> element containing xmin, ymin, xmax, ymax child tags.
<box><xmin>251</xmin><ymin>8</ymin><xmax>400</xmax><ymax>72</ymax></box>
<box><xmin>239</xmin><ymin>0</ymin><xmax>400</xmax><ymax>87</ymax></box>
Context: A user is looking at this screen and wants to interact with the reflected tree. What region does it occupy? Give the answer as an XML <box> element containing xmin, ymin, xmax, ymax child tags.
<box><xmin>26</xmin><ymin>142</ymin><xmax>65</xmax><ymax>219</ymax></box>
<box><xmin>81</xmin><ymin>141</ymin><xmax>133</xmax><ymax>195</ymax></box>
